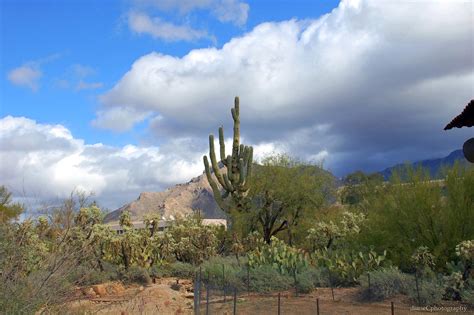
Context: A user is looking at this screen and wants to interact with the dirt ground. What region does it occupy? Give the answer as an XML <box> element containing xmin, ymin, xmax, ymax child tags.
<box><xmin>63</xmin><ymin>281</ymin><xmax>473</xmax><ymax>315</ymax></box>
<box><xmin>207</xmin><ymin>288</ymin><xmax>473</xmax><ymax>315</ymax></box>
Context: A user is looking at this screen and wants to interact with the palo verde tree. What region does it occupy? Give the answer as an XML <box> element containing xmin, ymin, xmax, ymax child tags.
<box><xmin>203</xmin><ymin>96</ymin><xmax>254</xmax><ymax>216</ymax></box>
<box><xmin>248</xmin><ymin>154</ymin><xmax>334</xmax><ymax>245</ymax></box>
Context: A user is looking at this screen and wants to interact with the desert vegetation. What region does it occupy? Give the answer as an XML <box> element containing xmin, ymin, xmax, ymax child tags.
<box><xmin>1</xmin><ymin>98</ymin><xmax>473</xmax><ymax>314</ymax></box>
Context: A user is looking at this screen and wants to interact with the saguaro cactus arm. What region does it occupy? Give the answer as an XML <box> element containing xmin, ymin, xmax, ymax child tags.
<box><xmin>203</xmin><ymin>156</ymin><xmax>228</xmax><ymax>211</ymax></box>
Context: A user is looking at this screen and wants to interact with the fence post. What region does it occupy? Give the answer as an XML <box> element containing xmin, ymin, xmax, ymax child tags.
<box><xmin>233</xmin><ymin>288</ymin><xmax>237</xmax><ymax>315</ymax></box>
<box><xmin>222</xmin><ymin>264</ymin><xmax>226</xmax><ymax>303</ymax></box>
<box><xmin>198</xmin><ymin>267</ymin><xmax>202</xmax><ymax>306</ymax></box>
<box><xmin>247</xmin><ymin>263</ymin><xmax>250</xmax><ymax>296</ymax></box>
<box><xmin>328</xmin><ymin>270</ymin><xmax>335</xmax><ymax>301</ymax></box>
<box><xmin>415</xmin><ymin>272</ymin><xmax>421</xmax><ymax>305</ymax></box>
<box><xmin>391</xmin><ymin>301</ymin><xmax>395</xmax><ymax>315</ymax></box>
<box><xmin>206</xmin><ymin>283</ymin><xmax>210</xmax><ymax>315</ymax></box>
<box><xmin>278</xmin><ymin>292</ymin><xmax>281</xmax><ymax>315</ymax></box>
<box><xmin>367</xmin><ymin>272</ymin><xmax>371</xmax><ymax>290</ymax></box>
<box><xmin>194</xmin><ymin>272</ymin><xmax>200</xmax><ymax>315</ymax></box>
<box><xmin>316</xmin><ymin>298</ymin><xmax>319</xmax><ymax>315</ymax></box>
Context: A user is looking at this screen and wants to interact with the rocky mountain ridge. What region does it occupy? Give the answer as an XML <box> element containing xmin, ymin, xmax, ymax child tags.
<box><xmin>103</xmin><ymin>172</ymin><xmax>225</xmax><ymax>223</ymax></box>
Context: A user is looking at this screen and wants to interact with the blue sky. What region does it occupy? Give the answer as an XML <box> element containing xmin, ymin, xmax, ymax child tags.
<box><xmin>1</xmin><ymin>0</ymin><xmax>472</xmax><ymax>209</ymax></box>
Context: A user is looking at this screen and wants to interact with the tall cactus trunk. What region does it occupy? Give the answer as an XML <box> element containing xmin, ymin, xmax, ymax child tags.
<box><xmin>203</xmin><ymin>97</ymin><xmax>253</xmax><ymax>216</ymax></box>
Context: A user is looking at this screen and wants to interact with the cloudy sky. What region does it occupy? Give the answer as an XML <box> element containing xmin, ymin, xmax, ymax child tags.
<box><xmin>1</xmin><ymin>0</ymin><xmax>473</xmax><ymax>210</ymax></box>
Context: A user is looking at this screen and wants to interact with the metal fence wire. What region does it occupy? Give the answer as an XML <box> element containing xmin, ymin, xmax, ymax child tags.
<box><xmin>193</xmin><ymin>267</ymin><xmax>402</xmax><ymax>315</ymax></box>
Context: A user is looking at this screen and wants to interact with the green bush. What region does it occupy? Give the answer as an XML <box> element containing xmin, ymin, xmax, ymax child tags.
<box><xmin>201</xmin><ymin>256</ymin><xmax>244</xmax><ymax>289</ymax></box>
<box><xmin>149</xmin><ymin>265</ymin><xmax>165</xmax><ymax>278</ymax></box>
<box><xmin>298</xmin><ymin>267</ymin><xmax>330</xmax><ymax>288</ymax></box>
<box><xmin>246</xmin><ymin>265</ymin><xmax>293</xmax><ymax>293</ymax></box>
<box><xmin>408</xmin><ymin>279</ymin><xmax>444</xmax><ymax>306</ymax></box>
<box><xmin>296</xmin><ymin>273</ymin><xmax>314</xmax><ymax>294</ymax></box>
<box><xmin>358</xmin><ymin>268</ymin><xmax>411</xmax><ymax>301</ymax></box>
<box><xmin>70</xmin><ymin>262</ymin><xmax>120</xmax><ymax>286</ymax></box>
<box><xmin>120</xmin><ymin>266</ymin><xmax>152</xmax><ymax>285</ymax></box>
<box><xmin>461</xmin><ymin>289</ymin><xmax>474</xmax><ymax>305</ymax></box>
<box><xmin>165</xmin><ymin>261</ymin><xmax>196</xmax><ymax>279</ymax></box>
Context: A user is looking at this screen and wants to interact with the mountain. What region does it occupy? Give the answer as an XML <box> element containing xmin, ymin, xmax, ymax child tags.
<box><xmin>103</xmin><ymin>172</ymin><xmax>226</xmax><ymax>224</ymax></box>
<box><xmin>379</xmin><ymin>149</ymin><xmax>467</xmax><ymax>180</ymax></box>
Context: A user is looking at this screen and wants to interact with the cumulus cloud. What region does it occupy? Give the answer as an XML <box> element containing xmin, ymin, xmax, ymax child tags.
<box><xmin>0</xmin><ymin>116</ymin><xmax>205</xmax><ymax>209</ymax></box>
<box><xmin>7</xmin><ymin>65</ymin><xmax>42</xmax><ymax>91</ymax></box>
<box><xmin>98</xmin><ymin>0</ymin><xmax>473</xmax><ymax>175</ymax></box>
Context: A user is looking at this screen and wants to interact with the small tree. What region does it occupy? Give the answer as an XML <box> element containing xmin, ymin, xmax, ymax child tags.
<box><xmin>248</xmin><ymin>154</ymin><xmax>333</xmax><ymax>245</ymax></box>
<box><xmin>0</xmin><ymin>186</ymin><xmax>23</xmax><ymax>223</ymax></box>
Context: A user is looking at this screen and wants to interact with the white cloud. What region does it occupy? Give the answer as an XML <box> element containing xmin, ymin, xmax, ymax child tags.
<box><xmin>128</xmin><ymin>11</ymin><xmax>210</xmax><ymax>42</ymax></box>
<box><xmin>7</xmin><ymin>54</ymin><xmax>61</xmax><ymax>91</ymax></box>
<box><xmin>0</xmin><ymin>116</ymin><xmax>205</xmax><ymax>209</ymax></box>
<box><xmin>7</xmin><ymin>65</ymin><xmax>42</xmax><ymax>91</ymax></box>
<box><xmin>99</xmin><ymin>0</ymin><xmax>473</xmax><ymax>175</ymax></box>
<box><xmin>92</xmin><ymin>107</ymin><xmax>151</xmax><ymax>132</ymax></box>
<box><xmin>212</xmin><ymin>0</ymin><xmax>249</xmax><ymax>26</ymax></box>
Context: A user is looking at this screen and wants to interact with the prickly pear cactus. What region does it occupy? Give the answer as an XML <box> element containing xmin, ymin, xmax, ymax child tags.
<box><xmin>247</xmin><ymin>236</ymin><xmax>308</xmax><ymax>275</ymax></box>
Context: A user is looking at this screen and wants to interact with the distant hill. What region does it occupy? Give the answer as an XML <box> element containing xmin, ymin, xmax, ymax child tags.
<box><xmin>103</xmin><ymin>172</ymin><xmax>226</xmax><ymax>224</ymax></box>
<box><xmin>379</xmin><ymin>150</ymin><xmax>467</xmax><ymax>180</ymax></box>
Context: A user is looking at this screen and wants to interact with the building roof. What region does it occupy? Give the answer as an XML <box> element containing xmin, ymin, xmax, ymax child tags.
<box><xmin>444</xmin><ymin>100</ymin><xmax>474</xmax><ymax>130</ymax></box>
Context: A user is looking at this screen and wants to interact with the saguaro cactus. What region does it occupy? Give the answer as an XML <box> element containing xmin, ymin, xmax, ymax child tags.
<box><xmin>203</xmin><ymin>96</ymin><xmax>253</xmax><ymax>213</ymax></box>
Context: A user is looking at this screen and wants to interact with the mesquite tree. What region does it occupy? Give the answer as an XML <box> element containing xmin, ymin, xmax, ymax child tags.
<box><xmin>203</xmin><ymin>96</ymin><xmax>253</xmax><ymax>214</ymax></box>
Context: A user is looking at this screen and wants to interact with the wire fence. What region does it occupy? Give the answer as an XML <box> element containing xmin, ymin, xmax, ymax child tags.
<box><xmin>192</xmin><ymin>267</ymin><xmax>401</xmax><ymax>315</ymax></box>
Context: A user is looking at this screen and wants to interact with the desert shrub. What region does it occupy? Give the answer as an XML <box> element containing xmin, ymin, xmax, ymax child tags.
<box><xmin>201</xmin><ymin>256</ymin><xmax>244</xmax><ymax>290</ymax></box>
<box><xmin>295</xmin><ymin>273</ymin><xmax>314</xmax><ymax>293</ymax></box>
<box><xmin>358</xmin><ymin>268</ymin><xmax>411</xmax><ymax>301</ymax></box>
<box><xmin>120</xmin><ymin>266</ymin><xmax>152</xmax><ymax>285</ymax></box>
<box><xmin>164</xmin><ymin>261</ymin><xmax>196</xmax><ymax>279</ymax></box>
<box><xmin>461</xmin><ymin>289</ymin><xmax>474</xmax><ymax>305</ymax></box>
<box><xmin>69</xmin><ymin>262</ymin><xmax>121</xmax><ymax>286</ymax></box>
<box><xmin>149</xmin><ymin>265</ymin><xmax>165</xmax><ymax>278</ymax></box>
<box><xmin>408</xmin><ymin>279</ymin><xmax>445</xmax><ymax>306</ymax></box>
<box><xmin>246</xmin><ymin>265</ymin><xmax>293</xmax><ymax>293</ymax></box>
<box><xmin>297</xmin><ymin>267</ymin><xmax>330</xmax><ymax>288</ymax></box>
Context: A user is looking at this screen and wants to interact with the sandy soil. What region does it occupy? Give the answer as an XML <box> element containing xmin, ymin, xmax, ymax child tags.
<box><xmin>65</xmin><ymin>278</ymin><xmax>194</xmax><ymax>315</ymax></box>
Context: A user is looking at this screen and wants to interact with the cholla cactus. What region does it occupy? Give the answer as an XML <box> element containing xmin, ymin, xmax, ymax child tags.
<box><xmin>456</xmin><ymin>240</ymin><xmax>474</xmax><ymax>262</ymax></box>
<box><xmin>340</xmin><ymin>211</ymin><xmax>366</xmax><ymax>235</ymax></box>
<box><xmin>411</xmin><ymin>246</ymin><xmax>435</xmax><ymax>270</ymax></box>
<box><xmin>455</xmin><ymin>240</ymin><xmax>473</xmax><ymax>282</ymax></box>
<box><xmin>306</xmin><ymin>221</ymin><xmax>340</xmax><ymax>250</ymax></box>
<box><xmin>444</xmin><ymin>271</ymin><xmax>464</xmax><ymax>300</ymax></box>
<box><xmin>306</xmin><ymin>211</ymin><xmax>366</xmax><ymax>251</ymax></box>
<box><xmin>119</xmin><ymin>210</ymin><xmax>133</xmax><ymax>228</ymax></box>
